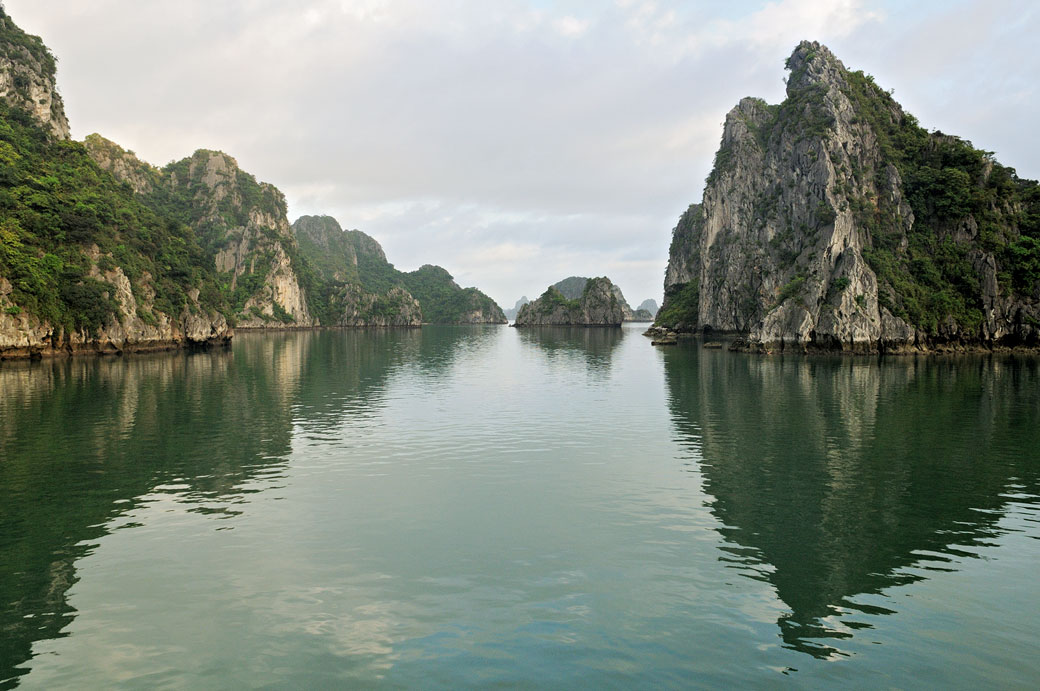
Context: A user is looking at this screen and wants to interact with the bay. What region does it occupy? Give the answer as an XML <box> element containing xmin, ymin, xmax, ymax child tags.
<box><xmin>1</xmin><ymin>325</ymin><xmax>1039</xmax><ymax>688</ymax></box>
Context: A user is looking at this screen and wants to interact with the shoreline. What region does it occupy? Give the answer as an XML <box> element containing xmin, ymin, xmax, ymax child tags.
<box><xmin>0</xmin><ymin>322</ymin><xmax>512</xmax><ymax>361</ymax></box>
<box><xmin>644</xmin><ymin>326</ymin><xmax>1040</xmax><ymax>356</ymax></box>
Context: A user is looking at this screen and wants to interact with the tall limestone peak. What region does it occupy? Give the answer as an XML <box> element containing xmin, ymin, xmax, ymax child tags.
<box><xmin>82</xmin><ymin>142</ymin><xmax>317</xmax><ymax>328</ymax></box>
<box><xmin>162</xmin><ymin>150</ymin><xmax>313</xmax><ymax>327</ymax></box>
<box><xmin>656</xmin><ymin>41</ymin><xmax>1040</xmax><ymax>352</ymax></box>
<box><xmin>82</xmin><ymin>136</ymin><xmax>317</xmax><ymax>328</ymax></box>
<box><xmin>784</xmin><ymin>41</ymin><xmax>847</xmax><ymax>92</ymax></box>
<box><xmin>0</xmin><ymin>8</ymin><xmax>70</xmax><ymax>139</ymax></box>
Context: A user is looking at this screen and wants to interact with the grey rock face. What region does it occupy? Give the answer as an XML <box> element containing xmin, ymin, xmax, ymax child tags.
<box><xmin>86</xmin><ymin>137</ymin><xmax>316</xmax><ymax>329</ymax></box>
<box><xmin>337</xmin><ymin>285</ymin><xmax>422</xmax><ymax>327</ymax></box>
<box><xmin>658</xmin><ymin>40</ymin><xmax>1040</xmax><ymax>352</ymax></box>
<box><xmin>0</xmin><ymin>265</ymin><xmax>231</xmax><ymax>360</ymax></box>
<box><xmin>503</xmin><ymin>296</ymin><xmax>530</xmax><ymax>321</ymax></box>
<box><xmin>637</xmin><ymin>299</ymin><xmax>659</xmax><ymax>317</ymax></box>
<box><xmin>180</xmin><ymin>150</ymin><xmax>315</xmax><ymax>328</ymax></box>
<box><xmin>514</xmin><ymin>277</ymin><xmax>624</xmax><ymax>326</ymax></box>
<box><xmin>0</xmin><ymin>13</ymin><xmax>70</xmax><ymax>139</ymax></box>
<box><xmin>551</xmin><ymin>276</ymin><xmax>639</xmax><ymax>321</ymax></box>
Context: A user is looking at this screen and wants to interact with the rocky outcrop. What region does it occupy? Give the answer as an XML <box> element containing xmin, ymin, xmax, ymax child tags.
<box><xmin>86</xmin><ymin>137</ymin><xmax>315</xmax><ymax>329</ymax></box>
<box><xmin>167</xmin><ymin>150</ymin><xmax>314</xmax><ymax>328</ymax></box>
<box><xmin>292</xmin><ymin>215</ymin><xmax>505</xmax><ymax>325</ymax></box>
<box><xmin>0</xmin><ymin>10</ymin><xmax>234</xmax><ymax>359</ymax></box>
<box><xmin>401</xmin><ymin>264</ymin><xmax>507</xmax><ymax>324</ymax></box>
<box><xmin>291</xmin><ymin>215</ymin><xmax>422</xmax><ymax>326</ymax></box>
<box><xmin>514</xmin><ymin>277</ymin><xmax>624</xmax><ymax>326</ymax></box>
<box><xmin>83</xmin><ymin>134</ymin><xmax>160</xmax><ymax>195</ymax></box>
<box><xmin>657</xmin><ymin>41</ymin><xmax>1040</xmax><ymax>353</ymax></box>
<box><xmin>637</xmin><ymin>299</ymin><xmax>659</xmax><ymax>318</ymax></box>
<box><xmin>0</xmin><ymin>10</ymin><xmax>69</xmax><ymax>139</ymax></box>
<box><xmin>550</xmin><ymin>276</ymin><xmax>644</xmax><ymax>321</ymax></box>
<box><xmin>336</xmin><ymin>285</ymin><xmax>422</xmax><ymax>327</ymax></box>
<box><xmin>503</xmin><ymin>296</ymin><xmax>530</xmax><ymax>321</ymax></box>
<box><xmin>0</xmin><ymin>268</ymin><xmax>230</xmax><ymax>360</ymax></box>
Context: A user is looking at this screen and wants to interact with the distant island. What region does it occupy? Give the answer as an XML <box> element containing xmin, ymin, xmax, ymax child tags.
<box><xmin>503</xmin><ymin>296</ymin><xmax>530</xmax><ymax>321</ymax></box>
<box><xmin>652</xmin><ymin>41</ymin><xmax>1040</xmax><ymax>353</ymax></box>
<box><xmin>513</xmin><ymin>276</ymin><xmax>625</xmax><ymax>326</ymax></box>
<box><xmin>636</xmin><ymin>299</ymin><xmax>658</xmax><ymax>319</ymax></box>
<box><xmin>292</xmin><ymin>215</ymin><xmax>505</xmax><ymax>326</ymax></box>
<box><xmin>0</xmin><ymin>9</ymin><xmax>505</xmax><ymax>359</ymax></box>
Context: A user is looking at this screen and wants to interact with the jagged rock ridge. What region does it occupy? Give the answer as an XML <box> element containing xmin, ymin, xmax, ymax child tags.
<box><xmin>0</xmin><ymin>7</ymin><xmax>507</xmax><ymax>357</ymax></box>
<box><xmin>514</xmin><ymin>276</ymin><xmax>624</xmax><ymax>326</ymax></box>
<box><xmin>292</xmin><ymin>215</ymin><xmax>505</xmax><ymax>325</ymax></box>
<box><xmin>656</xmin><ymin>41</ymin><xmax>1040</xmax><ymax>352</ymax></box>
<box><xmin>86</xmin><ymin>137</ymin><xmax>315</xmax><ymax>329</ymax></box>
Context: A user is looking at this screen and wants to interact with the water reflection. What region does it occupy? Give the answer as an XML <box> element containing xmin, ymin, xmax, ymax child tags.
<box><xmin>0</xmin><ymin>343</ymin><xmax>303</xmax><ymax>684</ymax></box>
<box><xmin>0</xmin><ymin>326</ymin><xmax>499</xmax><ymax>686</ymax></box>
<box><xmin>663</xmin><ymin>346</ymin><xmax>1040</xmax><ymax>658</ymax></box>
<box><xmin>515</xmin><ymin>327</ymin><xmax>624</xmax><ymax>376</ymax></box>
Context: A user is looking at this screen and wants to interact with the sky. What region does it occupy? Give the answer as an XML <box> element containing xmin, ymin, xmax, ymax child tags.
<box><xmin>5</xmin><ymin>0</ymin><xmax>1039</xmax><ymax>307</ymax></box>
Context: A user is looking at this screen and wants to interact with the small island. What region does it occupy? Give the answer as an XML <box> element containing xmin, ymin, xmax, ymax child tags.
<box><xmin>513</xmin><ymin>276</ymin><xmax>624</xmax><ymax>326</ymax></box>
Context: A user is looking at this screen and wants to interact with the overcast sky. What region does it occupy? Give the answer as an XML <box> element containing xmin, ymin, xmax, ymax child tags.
<box><xmin>7</xmin><ymin>0</ymin><xmax>1038</xmax><ymax>307</ymax></box>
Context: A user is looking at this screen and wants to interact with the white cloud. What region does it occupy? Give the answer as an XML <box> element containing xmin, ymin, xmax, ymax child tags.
<box><xmin>554</xmin><ymin>15</ymin><xmax>591</xmax><ymax>37</ymax></box>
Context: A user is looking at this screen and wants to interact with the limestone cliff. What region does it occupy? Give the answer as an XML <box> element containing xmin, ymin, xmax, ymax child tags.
<box><xmin>0</xmin><ymin>270</ymin><xmax>230</xmax><ymax>359</ymax></box>
<box><xmin>292</xmin><ymin>215</ymin><xmax>505</xmax><ymax>325</ymax></box>
<box><xmin>657</xmin><ymin>41</ymin><xmax>1040</xmax><ymax>352</ymax></box>
<box><xmin>0</xmin><ymin>9</ymin><xmax>69</xmax><ymax>139</ymax></box>
<box><xmin>85</xmin><ymin>138</ymin><xmax>315</xmax><ymax>328</ymax></box>
<box><xmin>503</xmin><ymin>296</ymin><xmax>530</xmax><ymax>321</ymax></box>
<box><xmin>551</xmin><ymin>276</ymin><xmax>641</xmax><ymax>321</ymax></box>
<box><xmin>514</xmin><ymin>277</ymin><xmax>624</xmax><ymax>326</ymax></box>
<box><xmin>291</xmin><ymin>215</ymin><xmax>421</xmax><ymax>326</ymax></box>
<box><xmin>637</xmin><ymin>299</ymin><xmax>659</xmax><ymax>318</ymax></box>
<box><xmin>0</xmin><ymin>11</ymin><xmax>230</xmax><ymax>359</ymax></box>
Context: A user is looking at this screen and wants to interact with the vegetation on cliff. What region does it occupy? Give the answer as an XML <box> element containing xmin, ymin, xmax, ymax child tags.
<box><xmin>0</xmin><ymin>7</ymin><xmax>504</xmax><ymax>354</ymax></box>
<box><xmin>401</xmin><ymin>264</ymin><xmax>506</xmax><ymax>324</ymax></box>
<box><xmin>838</xmin><ymin>69</ymin><xmax>1040</xmax><ymax>334</ymax></box>
<box><xmin>0</xmin><ymin>102</ymin><xmax>224</xmax><ymax>336</ymax></box>
<box><xmin>0</xmin><ymin>8</ymin><xmax>55</xmax><ymax>78</ymax></box>
<box><xmin>292</xmin><ymin>215</ymin><xmax>505</xmax><ymax>324</ymax></box>
<box><xmin>657</xmin><ymin>41</ymin><xmax>1040</xmax><ymax>351</ymax></box>
<box><xmin>514</xmin><ymin>276</ymin><xmax>623</xmax><ymax>326</ymax></box>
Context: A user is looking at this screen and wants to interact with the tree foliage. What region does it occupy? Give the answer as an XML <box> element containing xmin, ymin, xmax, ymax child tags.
<box><xmin>0</xmin><ymin>102</ymin><xmax>225</xmax><ymax>334</ymax></box>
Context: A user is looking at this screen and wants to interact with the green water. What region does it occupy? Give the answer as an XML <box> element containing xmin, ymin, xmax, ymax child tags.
<box><xmin>1</xmin><ymin>325</ymin><xmax>1039</xmax><ymax>688</ymax></box>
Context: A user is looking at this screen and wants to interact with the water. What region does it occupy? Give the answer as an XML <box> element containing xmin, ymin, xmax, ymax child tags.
<box><xmin>2</xmin><ymin>325</ymin><xmax>1039</xmax><ymax>688</ymax></box>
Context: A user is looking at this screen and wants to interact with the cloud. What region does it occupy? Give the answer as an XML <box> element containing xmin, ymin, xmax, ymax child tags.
<box><xmin>554</xmin><ymin>15</ymin><xmax>591</xmax><ymax>37</ymax></box>
<box><xmin>4</xmin><ymin>0</ymin><xmax>1038</xmax><ymax>307</ymax></box>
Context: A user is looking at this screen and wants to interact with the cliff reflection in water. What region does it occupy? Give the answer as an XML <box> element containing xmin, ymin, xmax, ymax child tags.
<box><xmin>0</xmin><ymin>327</ymin><xmax>487</xmax><ymax>687</ymax></box>
<box><xmin>663</xmin><ymin>347</ymin><xmax>1040</xmax><ymax>659</ymax></box>
<box><xmin>516</xmin><ymin>326</ymin><xmax>624</xmax><ymax>376</ymax></box>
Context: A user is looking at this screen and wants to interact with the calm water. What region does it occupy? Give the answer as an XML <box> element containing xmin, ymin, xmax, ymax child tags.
<box><xmin>2</xmin><ymin>325</ymin><xmax>1039</xmax><ymax>688</ymax></box>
